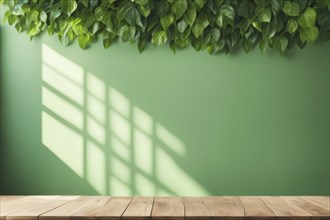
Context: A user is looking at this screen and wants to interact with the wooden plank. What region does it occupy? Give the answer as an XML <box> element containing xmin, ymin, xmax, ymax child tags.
<box><xmin>284</xmin><ymin>197</ymin><xmax>329</xmax><ymax>220</ymax></box>
<box><xmin>0</xmin><ymin>196</ymin><xmax>24</xmax><ymax>202</ymax></box>
<box><xmin>122</xmin><ymin>197</ymin><xmax>154</xmax><ymax>220</ymax></box>
<box><xmin>239</xmin><ymin>196</ymin><xmax>276</xmax><ymax>220</ymax></box>
<box><xmin>302</xmin><ymin>197</ymin><xmax>330</xmax><ymax>211</ymax></box>
<box><xmin>151</xmin><ymin>197</ymin><xmax>184</xmax><ymax>220</ymax></box>
<box><xmin>1</xmin><ymin>196</ymin><xmax>59</xmax><ymax>220</ymax></box>
<box><xmin>95</xmin><ymin>197</ymin><xmax>132</xmax><ymax>220</ymax></box>
<box><xmin>40</xmin><ymin>197</ymin><xmax>104</xmax><ymax>220</ymax></box>
<box><xmin>261</xmin><ymin>196</ymin><xmax>312</xmax><ymax>220</ymax></box>
<box><xmin>71</xmin><ymin>196</ymin><xmax>110</xmax><ymax>220</ymax></box>
<box><xmin>201</xmin><ymin>196</ymin><xmax>244</xmax><ymax>220</ymax></box>
<box><xmin>6</xmin><ymin>196</ymin><xmax>78</xmax><ymax>220</ymax></box>
<box><xmin>182</xmin><ymin>197</ymin><xmax>212</xmax><ymax>220</ymax></box>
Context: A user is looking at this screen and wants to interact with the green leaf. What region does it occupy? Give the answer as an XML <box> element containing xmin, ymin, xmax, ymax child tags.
<box><xmin>103</xmin><ymin>37</ymin><xmax>113</xmax><ymax>49</ymax></box>
<box><xmin>184</xmin><ymin>0</ymin><xmax>196</xmax><ymax>26</ymax></box>
<box><xmin>50</xmin><ymin>9</ymin><xmax>61</xmax><ymax>23</ymax></box>
<box><xmin>252</xmin><ymin>22</ymin><xmax>262</xmax><ymax>32</ymax></box>
<box><xmin>237</xmin><ymin>1</ymin><xmax>254</xmax><ymax>19</ymax></box>
<box><xmin>8</xmin><ymin>14</ymin><xmax>17</xmax><ymax>25</ymax></box>
<box><xmin>119</xmin><ymin>26</ymin><xmax>136</xmax><ymax>42</ymax></box>
<box><xmin>154</xmin><ymin>1</ymin><xmax>170</xmax><ymax>17</ymax></box>
<box><xmin>1</xmin><ymin>0</ymin><xmax>327</xmax><ymax>54</ymax></box>
<box><xmin>300</xmin><ymin>26</ymin><xmax>319</xmax><ymax>42</ymax></box>
<box><xmin>298</xmin><ymin>7</ymin><xmax>316</xmax><ymax>28</ymax></box>
<box><xmin>242</xmin><ymin>38</ymin><xmax>252</xmax><ymax>53</ymax></box>
<box><xmin>207</xmin><ymin>45</ymin><xmax>215</xmax><ymax>54</ymax></box>
<box><xmin>61</xmin><ymin>0</ymin><xmax>77</xmax><ymax>16</ymax></box>
<box><xmin>172</xmin><ymin>0</ymin><xmax>188</xmax><ymax>19</ymax></box>
<box><xmin>175</xmin><ymin>38</ymin><xmax>189</xmax><ymax>48</ymax></box>
<box><xmin>257</xmin><ymin>7</ymin><xmax>272</xmax><ymax>23</ymax></box>
<box><xmin>177</xmin><ymin>19</ymin><xmax>188</xmax><ymax>33</ymax></box>
<box><xmin>72</xmin><ymin>18</ymin><xmax>83</xmax><ymax>35</ymax></box>
<box><xmin>287</xmin><ymin>19</ymin><xmax>298</xmax><ymax>33</ymax></box>
<box><xmin>95</xmin><ymin>7</ymin><xmax>106</xmax><ymax>21</ymax></box>
<box><xmin>231</xmin><ymin>30</ymin><xmax>241</xmax><ymax>46</ymax></box>
<box><xmin>192</xmin><ymin>22</ymin><xmax>203</xmax><ymax>38</ymax></box>
<box><xmin>169</xmin><ymin>41</ymin><xmax>176</xmax><ymax>54</ymax></box>
<box><xmin>276</xmin><ymin>36</ymin><xmax>288</xmax><ymax>54</ymax></box>
<box><xmin>220</xmin><ymin>4</ymin><xmax>235</xmax><ymax>20</ymax></box>
<box><xmin>78</xmin><ymin>33</ymin><xmax>91</xmax><ymax>49</ymax></box>
<box><xmin>259</xmin><ymin>38</ymin><xmax>267</xmax><ymax>53</ymax></box>
<box><xmin>27</xmin><ymin>21</ymin><xmax>41</xmax><ymax>36</ymax></box>
<box><xmin>216</xmin><ymin>5</ymin><xmax>234</xmax><ymax>28</ymax></box>
<box><xmin>283</xmin><ymin>1</ymin><xmax>300</xmax><ymax>16</ymax></box>
<box><xmin>160</xmin><ymin>14</ymin><xmax>174</xmax><ymax>30</ymax></box>
<box><xmin>296</xmin><ymin>35</ymin><xmax>307</xmax><ymax>49</ymax></box>
<box><xmin>90</xmin><ymin>0</ymin><xmax>98</xmax><ymax>9</ymax></box>
<box><xmin>180</xmin><ymin>25</ymin><xmax>191</xmax><ymax>40</ymax></box>
<box><xmin>138</xmin><ymin>38</ymin><xmax>147</xmax><ymax>53</ymax></box>
<box><xmin>81</xmin><ymin>0</ymin><xmax>89</xmax><ymax>7</ymax></box>
<box><xmin>134</xmin><ymin>0</ymin><xmax>149</xmax><ymax>6</ymax></box>
<box><xmin>270</xmin><ymin>0</ymin><xmax>281</xmax><ymax>13</ymax></box>
<box><xmin>125</xmin><ymin>6</ymin><xmax>141</xmax><ymax>26</ymax></box>
<box><xmin>139</xmin><ymin>5</ymin><xmax>151</xmax><ymax>17</ymax></box>
<box><xmin>151</xmin><ymin>30</ymin><xmax>168</xmax><ymax>45</ymax></box>
<box><xmin>47</xmin><ymin>22</ymin><xmax>56</xmax><ymax>35</ymax></box>
<box><xmin>3</xmin><ymin>10</ymin><xmax>11</xmax><ymax>24</ymax></box>
<box><xmin>40</xmin><ymin>11</ymin><xmax>47</xmax><ymax>23</ymax></box>
<box><xmin>194</xmin><ymin>0</ymin><xmax>207</xmax><ymax>10</ymax></box>
<box><xmin>15</xmin><ymin>20</ymin><xmax>23</xmax><ymax>33</ymax></box>
<box><xmin>210</xmin><ymin>28</ymin><xmax>220</xmax><ymax>42</ymax></box>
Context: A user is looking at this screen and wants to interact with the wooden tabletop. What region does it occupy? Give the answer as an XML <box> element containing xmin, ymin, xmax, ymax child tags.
<box><xmin>0</xmin><ymin>196</ymin><xmax>329</xmax><ymax>220</ymax></box>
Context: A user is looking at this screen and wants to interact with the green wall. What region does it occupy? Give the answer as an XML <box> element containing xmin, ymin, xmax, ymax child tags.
<box><xmin>1</xmin><ymin>18</ymin><xmax>329</xmax><ymax>196</ymax></box>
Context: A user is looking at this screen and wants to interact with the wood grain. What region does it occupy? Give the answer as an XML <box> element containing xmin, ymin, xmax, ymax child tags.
<box><xmin>122</xmin><ymin>197</ymin><xmax>154</xmax><ymax>220</ymax></box>
<box><xmin>1</xmin><ymin>196</ymin><xmax>328</xmax><ymax>220</ymax></box>
<box><xmin>284</xmin><ymin>197</ymin><xmax>329</xmax><ymax>220</ymax></box>
<box><xmin>6</xmin><ymin>196</ymin><xmax>77</xmax><ymax>220</ymax></box>
<box><xmin>239</xmin><ymin>196</ymin><xmax>276</xmax><ymax>220</ymax></box>
<box><xmin>0</xmin><ymin>196</ymin><xmax>24</xmax><ymax>202</ymax></box>
<box><xmin>71</xmin><ymin>196</ymin><xmax>110</xmax><ymax>220</ymax></box>
<box><xmin>202</xmin><ymin>196</ymin><xmax>244</xmax><ymax>220</ymax></box>
<box><xmin>182</xmin><ymin>197</ymin><xmax>212</xmax><ymax>220</ymax></box>
<box><xmin>151</xmin><ymin>197</ymin><xmax>184</xmax><ymax>220</ymax></box>
<box><xmin>40</xmin><ymin>197</ymin><xmax>101</xmax><ymax>220</ymax></box>
<box><xmin>261</xmin><ymin>196</ymin><xmax>312</xmax><ymax>220</ymax></box>
<box><xmin>95</xmin><ymin>197</ymin><xmax>132</xmax><ymax>220</ymax></box>
<box><xmin>1</xmin><ymin>196</ymin><xmax>59</xmax><ymax>220</ymax></box>
<box><xmin>301</xmin><ymin>197</ymin><xmax>330</xmax><ymax>211</ymax></box>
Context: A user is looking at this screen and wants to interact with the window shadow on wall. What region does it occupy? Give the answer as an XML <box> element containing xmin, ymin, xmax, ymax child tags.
<box><xmin>41</xmin><ymin>44</ymin><xmax>209</xmax><ymax>196</ymax></box>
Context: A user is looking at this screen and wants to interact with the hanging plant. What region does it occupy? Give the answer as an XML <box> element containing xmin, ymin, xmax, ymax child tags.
<box><xmin>1</xmin><ymin>0</ymin><xmax>330</xmax><ymax>54</ymax></box>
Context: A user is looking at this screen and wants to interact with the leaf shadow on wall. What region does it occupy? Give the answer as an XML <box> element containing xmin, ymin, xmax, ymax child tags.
<box><xmin>41</xmin><ymin>44</ymin><xmax>209</xmax><ymax>196</ymax></box>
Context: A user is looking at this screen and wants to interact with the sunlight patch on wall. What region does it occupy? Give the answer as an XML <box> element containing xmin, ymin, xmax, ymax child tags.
<box><xmin>111</xmin><ymin>157</ymin><xmax>130</xmax><ymax>184</ymax></box>
<box><xmin>156</xmin><ymin>147</ymin><xmax>208</xmax><ymax>195</ymax></box>
<box><xmin>109</xmin><ymin>87</ymin><xmax>130</xmax><ymax>118</ymax></box>
<box><xmin>42</xmin><ymin>87</ymin><xmax>83</xmax><ymax>129</ymax></box>
<box><xmin>42</xmin><ymin>63</ymin><xmax>84</xmax><ymax>105</ymax></box>
<box><xmin>42</xmin><ymin>112</ymin><xmax>84</xmax><ymax>177</ymax></box>
<box><xmin>135</xmin><ymin>173</ymin><xmax>155</xmax><ymax>196</ymax></box>
<box><xmin>86</xmin><ymin>141</ymin><xmax>106</xmax><ymax>194</ymax></box>
<box><xmin>109</xmin><ymin>176</ymin><xmax>131</xmax><ymax>196</ymax></box>
<box><xmin>156</xmin><ymin>124</ymin><xmax>186</xmax><ymax>157</ymax></box>
<box><xmin>42</xmin><ymin>44</ymin><xmax>84</xmax><ymax>86</ymax></box>
<box><xmin>134</xmin><ymin>129</ymin><xmax>153</xmax><ymax>175</ymax></box>
<box><xmin>110</xmin><ymin>110</ymin><xmax>131</xmax><ymax>146</ymax></box>
<box><xmin>87</xmin><ymin>115</ymin><xmax>105</xmax><ymax>145</ymax></box>
<box><xmin>133</xmin><ymin>107</ymin><xmax>153</xmax><ymax>135</ymax></box>
<box><xmin>41</xmin><ymin>43</ymin><xmax>209</xmax><ymax>196</ymax></box>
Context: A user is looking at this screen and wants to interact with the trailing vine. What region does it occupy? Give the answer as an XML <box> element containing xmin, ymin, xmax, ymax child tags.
<box><xmin>1</xmin><ymin>0</ymin><xmax>330</xmax><ymax>54</ymax></box>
